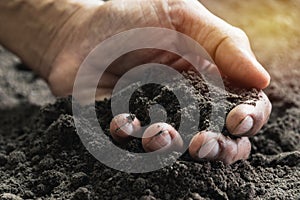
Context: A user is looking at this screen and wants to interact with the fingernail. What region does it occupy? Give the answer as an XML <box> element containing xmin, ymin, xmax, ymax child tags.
<box><xmin>233</xmin><ymin>115</ymin><xmax>253</xmax><ymax>136</ymax></box>
<box><xmin>144</xmin><ymin>131</ymin><xmax>172</xmax><ymax>152</ymax></box>
<box><xmin>198</xmin><ymin>139</ymin><xmax>220</xmax><ymax>159</ymax></box>
<box><xmin>110</xmin><ymin>113</ymin><xmax>141</xmax><ymax>138</ymax></box>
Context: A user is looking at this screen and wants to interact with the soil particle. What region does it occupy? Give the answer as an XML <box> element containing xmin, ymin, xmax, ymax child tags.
<box><xmin>0</xmin><ymin>193</ymin><xmax>22</xmax><ymax>200</ymax></box>
<box><xmin>71</xmin><ymin>172</ymin><xmax>90</xmax><ymax>189</ymax></box>
<box><xmin>140</xmin><ymin>195</ymin><xmax>156</xmax><ymax>200</ymax></box>
<box><xmin>71</xmin><ymin>187</ymin><xmax>91</xmax><ymax>200</ymax></box>
<box><xmin>7</xmin><ymin>151</ymin><xmax>26</xmax><ymax>166</ymax></box>
<box><xmin>0</xmin><ymin>153</ymin><xmax>8</xmax><ymax>166</ymax></box>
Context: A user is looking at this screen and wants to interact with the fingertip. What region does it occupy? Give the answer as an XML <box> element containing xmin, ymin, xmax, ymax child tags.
<box><xmin>197</xmin><ymin>139</ymin><xmax>220</xmax><ymax>159</ymax></box>
<box><xmin>250</xmin><ymin>59</ymin><xmax>271</xmax><ymax>89</ymax></box>
<box><xmin>260</xmin><ymin>68</ymin><xmax>271</xmax><ymax>89</ymax></box>
<box><xmin>236</xmin><ymin>137</ymin><xmax>251</xmax><ymax>160</ymax></box>
<box><xmin>188</xmin><ymin>132</ymin><xmax>205</xmax><ymax>159</ymax></box>
<box><xmin>232</xmin><ymin>115</ymin><xmax>254</xmax><ymax>136</ymax></box>
<box><xmin>189</xmin><ymin>131</ymin><xmax>219</xmax><ymax>160</ymax></box>
<box><xmin>142</xmin><ymin>123</ymin><xmax>183</xmax><ymax>152</ymax></box>
<box><xmin>217</xmin><ymin>138</ymin><xmax>238</xmax><ymax>165</ymax></box>
<box><xmin>226</xmin><ymin>104</ymin><xmax>255</xmax><ymax>136</ymax></box>
<box><xmin>228</xmin><ymin>55</ymin><xmax>270</xmax><ymax>90</ymax></box>
<box><xmin>109</xmin><ymin>113</ymin><xmax>141</xmax><ymax>144</ymax></box>
<box><xmin>214</xmin><ymin>35</ymin><xmax>270</xmax><ymax>89</ymax></box>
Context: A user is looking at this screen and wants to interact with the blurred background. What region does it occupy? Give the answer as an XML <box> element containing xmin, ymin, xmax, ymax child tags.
<box><xmin>201</xmin><ymin>0</ymin><xmax>300</xmax><ymax>73</ymax></box>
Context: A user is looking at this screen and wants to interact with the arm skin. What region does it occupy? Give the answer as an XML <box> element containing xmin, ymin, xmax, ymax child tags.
<box><xmin>0</xmin><ymin>0</ymin><xmax>101</xmax><ymax>79</ymax></box>
<box><xmin>0</xmin><ymin>0</ymin><xmax>270</xmax><ymax>89</ymax></box>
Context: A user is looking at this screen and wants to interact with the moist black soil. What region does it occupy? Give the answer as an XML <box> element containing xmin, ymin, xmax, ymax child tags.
<box><xmin>1</xmin><ymin>0</ymin><xmax>300</xmax><ymax>199</ymax></box>
<box><xmin>100</xmin><ymin>69</ymin><xmax>259</xmax><ymax>154</ymax></box>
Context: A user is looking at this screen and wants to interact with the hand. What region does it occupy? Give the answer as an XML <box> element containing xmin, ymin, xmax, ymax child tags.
<box><xmin>43</xmin><ymin>0</ymin><xmax>271</xmax><ymax>164</ymax></box>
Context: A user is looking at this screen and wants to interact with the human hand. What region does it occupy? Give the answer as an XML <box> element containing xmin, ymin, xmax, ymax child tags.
<box><xmin>44</xmin><ymin>0</ymin><xmax>271</xmax><ymax>164</ymax></box>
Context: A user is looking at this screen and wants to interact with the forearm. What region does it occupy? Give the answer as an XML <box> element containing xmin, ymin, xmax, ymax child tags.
<box><xmin>0</xmin><ymin>0</ymin><xmax>101</xmax><ymax>79</ymax></box>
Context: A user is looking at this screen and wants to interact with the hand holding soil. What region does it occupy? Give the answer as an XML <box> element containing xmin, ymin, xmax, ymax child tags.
<box><xmin>0</xmin><ymin>0</ymin><xmax>271</xmax><ymax>165</ymax></box>
<box><xmin>109</xmin><ymin>71</ymin><xmax>271</xmax><ymax>164</ymax></box>
<box><xmin>1</xmin><ymin>0</ymin><xmax>300</xmax><ymax>199</ymax></box>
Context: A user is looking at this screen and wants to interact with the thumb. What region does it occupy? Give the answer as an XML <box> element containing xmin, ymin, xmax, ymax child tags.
<box><xmin>168</xmin><ymin>0</ymin><xmax>270</xmax><ymax>89</ymax></box>
<box><xmin>210</xmin><ymin>26</ymin><xmax>271</xmax><ymax>89</ymax></box>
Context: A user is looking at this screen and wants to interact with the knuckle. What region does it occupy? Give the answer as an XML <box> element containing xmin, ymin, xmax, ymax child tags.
<box><xmin>166</xmin><ymin>0</ymin><xmax>189</xmax><ymax>27</ymax></box>
<box><xmin>231</xmin><ymin>27</ymin><xmax>249</xmax><ymax>41</ymax></box>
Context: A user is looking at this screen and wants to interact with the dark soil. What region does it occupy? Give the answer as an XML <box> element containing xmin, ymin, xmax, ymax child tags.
<box><xmin>102</xmin><ymin>69</ymin><xmax>259</xmax><ymax>154</ymax></box>
<box><xmin>0</xmin><ymin>0</ymin><xmax>300</xmax><ymax>199</ymax></box>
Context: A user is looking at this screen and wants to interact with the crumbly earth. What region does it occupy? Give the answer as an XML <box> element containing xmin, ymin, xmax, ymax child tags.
<box><xmin>0</xmin><ymin>0</ymin><xmax>300</xmax><ymax>199</ymax></box>
<box><xmin>106</xmin><ymin>69</ymin><xmax>259</xmax><ymax>152</ymax></box>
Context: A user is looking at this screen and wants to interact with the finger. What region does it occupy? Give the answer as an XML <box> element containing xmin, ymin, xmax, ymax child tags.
<box><xmin>142</xmin><ymin>122</ymin><xmax>183</xmax><ymax>152</ymax></box>
<box><xmin>226</xmin><ymin>91</ymin><xmax>272</xmax><ymax>137</ymax></box>
<box><xmin>235</xmin><ymin>137</ymin><xmax>251</xmax><ymax>160</ymax></box>
<box><xmin>168</xmin><ymin>0</ymin><xmax>270</xmax><ymax>89</ymax></box>
<box><xmin>209</xmin><ymin>26</ymin><xmax>270</xmax><ymax>89</ymax></box>
<box><xmin>217</xmin><ymin>136</ymin><xmax>251</xmax><ymax>164</ymax></box>
<box><xmin>110</xmin><ymin>113</ymin><xmax>141</xmax><ymax>144</ymax></box>
<box><xmin>189</xmin><ymin>131</ymin><xmax>251</xmax><ymax>164</ymax></box>
<box><xmin>72</xmin><ymin>0</ymin><xmax>105</xmax><ymax>7</ymax></box>
<box><xmin>189</xmin><ymin>131</ymin><xmax>221</xmax><ymax>160</ymax></box>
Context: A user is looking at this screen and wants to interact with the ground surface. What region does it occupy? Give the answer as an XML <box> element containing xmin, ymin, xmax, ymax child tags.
<box><xmin>0</xmin><ymin>0</ymin><xmax>299</xmax><ymax>199</ymax></box>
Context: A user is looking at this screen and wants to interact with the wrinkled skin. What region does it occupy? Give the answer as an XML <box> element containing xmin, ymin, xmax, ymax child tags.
<box><xmin>42</xmin><ymin>0</ymin><xmax>272</xmax><ymax>164</ymax></box>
